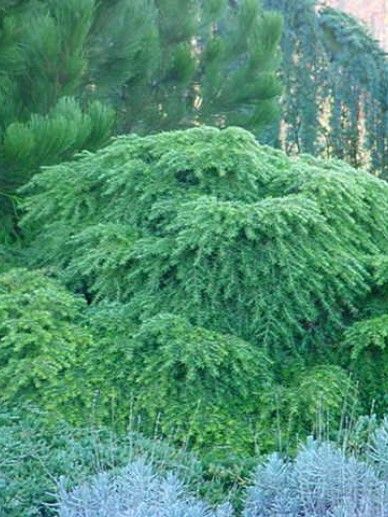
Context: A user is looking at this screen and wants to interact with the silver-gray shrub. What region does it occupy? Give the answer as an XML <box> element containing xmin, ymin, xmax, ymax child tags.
<box><xmin>244</xmin><ymin>437</ymin><xmax>387</xmax><ymax>517</ymax></box>
<box><xmin>367</xmin><ymin>417</ymin><xmax>388</xmax><ymax>481</ymax></box>
<box><xmin>58</xmin><ymin>458</ymin><xmax>233</xmax><ymax>517</ymax></box>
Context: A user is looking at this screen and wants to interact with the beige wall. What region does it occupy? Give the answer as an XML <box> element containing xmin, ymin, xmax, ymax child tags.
<box><xmin>324</xmin><ymin>0</ymin><xmax>387</xmax><ymax>50</ymax></box>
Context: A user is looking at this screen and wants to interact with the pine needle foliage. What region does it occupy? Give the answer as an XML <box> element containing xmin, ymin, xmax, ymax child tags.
<box><xmin>22</xmin><ymin>127</ymin><xmax>388</xmax><ymax>355</ymax></box>
<box><xmin>89</xmin><ymin>0</ymin><xmax>283</xmax><ymax>135</ymax></box>
<box><xmin>0</xmin><ymin>0</ymin><xmax>114</xmax><ymax>230</ymax></box>
<box><xmin>0</xmin><ymin>268</ymin><xmax>91</xmax><ymax>416</ymax></box>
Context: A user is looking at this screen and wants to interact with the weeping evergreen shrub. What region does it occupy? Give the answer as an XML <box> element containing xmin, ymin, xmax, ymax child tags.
<box><xmin>0</xmin><ymin>268</ymin><xmax>91</xmax><ymax>417</ymax></box>
<box><xmin>22</xmin><ymin>126</ymin><xmax>388</xmax><ymax>354</ymax></box>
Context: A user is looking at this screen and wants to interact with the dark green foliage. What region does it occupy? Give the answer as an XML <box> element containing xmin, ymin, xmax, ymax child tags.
<box><xmin>342</xmin><ymin>315</ymin><xmax>388</xmax><ymax>413</ymax></box>
<box><xmin>22</xmin><ymin>127</ymin><xmax>388</xmax><ymax>354</ymax></box>
<box><xmin>90</xmin><ymin>0</ymin><xmax>282</xmax><ymax>134</ymax></box>
<box><xmin>0</xmin><ymin>268</ymin><xmax>91</xmax><ymax>416</ymax></box>
<box><xmin>0</xmin><ymin>0</ymin><xmax>114</xmax><ymax>231</ymax></box>
<box><xmin>262</xmin><ymin>0</ymin><xmax>387</xmax><ymax>179</ymax></box>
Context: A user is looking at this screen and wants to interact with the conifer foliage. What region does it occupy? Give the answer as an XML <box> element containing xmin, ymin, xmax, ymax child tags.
<box><xmin>90</xmin><ymin>0</ymin><xmax>283</xmax><ymax>134</ymax></box>
<box><xmin>0</xmin><ymin>268</ymin><xmax>91</xmax><ymax>416</ymax></box>
<box><xmin>0</xmin><ymin>0</ymin><xmax>114</xmax><ymax>231</ymax></box>
<box><xmin>23</xmin><ymin>127</ymin><xmax>388</xmax><ymax>354</ymax></box>
<box><xmin>83</xmin><ymin>310</ymin><xmax>274</xmax><ymax>453</ymax></box>
<box><xmin>262</xmin><ymin>0</ymin><xmax>387</xmax><ymax>178</ymax></box>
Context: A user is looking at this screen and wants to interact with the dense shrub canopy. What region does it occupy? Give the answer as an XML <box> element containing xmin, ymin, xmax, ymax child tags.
<box><xmin>23</xmin><ymin>127</ymin><xmax>388</xmax><ymax>354</ymax></box>
<box><xmin>0</xmin><ymin>268</ymin><xmax>91</xmax><ymax>415</ymax></box>
<box><xmin>83</xmin><ymin>309</ymin><xmax>274</xmax><ymax>453</ymax></box>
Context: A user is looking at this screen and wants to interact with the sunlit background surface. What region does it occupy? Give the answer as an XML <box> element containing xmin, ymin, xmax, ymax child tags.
<box><xmin>326</xmin><ymin>0</ymin><xmax>387</xmax><ymax>49</ymax></box>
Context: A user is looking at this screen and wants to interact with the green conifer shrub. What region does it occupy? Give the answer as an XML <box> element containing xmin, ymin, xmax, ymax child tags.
<box><xmin>0</xmin><ymin>268</ymin><xmax>91</xmax><ymax>417</ymax></box>
<box><xmin>22</xmin><ymin>127</ymin><xmax>388</xmax><ymax>354</ymax></box>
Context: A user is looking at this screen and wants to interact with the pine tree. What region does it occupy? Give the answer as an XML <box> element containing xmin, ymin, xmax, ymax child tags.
<box><xmin>86</xmin><ymin>0</ymin><xmax>283</xmax><ymax>134</ymax></box>
<box><xmin>0</xmin><ymin>0</ymin><xmax>114</xmax><ymax>235</ymax></box>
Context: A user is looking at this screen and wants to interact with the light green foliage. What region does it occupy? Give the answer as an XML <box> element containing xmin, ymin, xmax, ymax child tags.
<box><xmin>3</xmin><ymin>97</ymin><xmax>113</xmax><ymax>171</ymax></box>
<box><xmin>0</xmin><ymin>268</ymin><xmax>91</xmax><ymax>416</ymax></box>
<box><xmin>22</xmin><ymin>127</ymin><xmax>388</xmax><ymax>354</ymax></box>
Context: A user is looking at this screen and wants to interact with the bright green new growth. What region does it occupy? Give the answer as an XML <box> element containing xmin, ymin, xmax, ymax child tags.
<box><xmin>23</xmin><ymin>127</ymin><xmax>388</xmax><ymax>355</ymax></box>
<box><xmin>0</xmin><ymin>268</ymin><xmax>91</xmax><ymax>416</ymax></box>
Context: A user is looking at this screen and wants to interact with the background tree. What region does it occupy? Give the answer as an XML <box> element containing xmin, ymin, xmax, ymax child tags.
<box><xmin>0</xmin><ymin>0</ymin><xmax>114</xmax><ymax>235</ymax></box>
<box><xmin>0</xmin><ymin>0</ymin><xmax>282</xmax><ymax>237</ymax></box>
<box><xmin>262</xmin><ymin>0</ymin><xmax>387</xmax><ymax>179</ymax></box>
<box><xmin>88</xmin><ymin>0</ymin><xmax>283</xmax><ymax>134</ymax></box>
